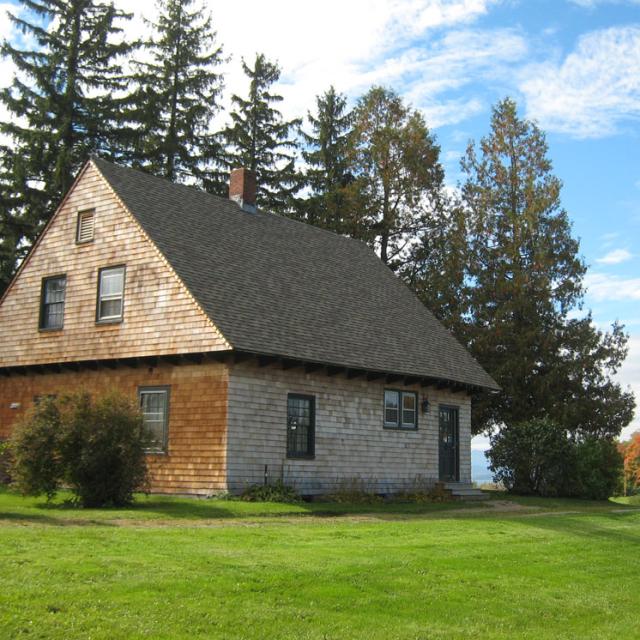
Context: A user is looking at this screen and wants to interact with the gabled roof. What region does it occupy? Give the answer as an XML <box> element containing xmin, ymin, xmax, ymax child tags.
<box><xmin>93</xmin><ymin>157</ymin><xmax>498</xmax><ymax>391</ymax></box>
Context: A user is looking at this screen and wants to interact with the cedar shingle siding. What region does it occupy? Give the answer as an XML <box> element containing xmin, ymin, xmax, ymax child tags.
<box><xmin>0</xmin><ymin>158</ymin><xmax>496</xmax><ymax>494</ymax></box>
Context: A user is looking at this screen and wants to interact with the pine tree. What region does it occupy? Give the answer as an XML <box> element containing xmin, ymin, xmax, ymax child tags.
<box><xmin>458</xmin><ymin>98</ymin><xmax>635</xmax><ymax>436</ymax></box>
<box><xmin>126</xmin><ymin>0</ymin><xmax>225</xmax><ymax>192</ymax></box>
<box><xmin>349</xmin><ymin>87</ymin><xmax>445</xmax><ymax>268</ymax></box>
<box><xmin>299</xmin><ymin>86</ymin><xmax>354</xmax><ymax>232</ymax></box>
<box><xmin>403</xmin><ymin>198</ymin><xmax>470</xmax><ymax>339</ymax></box>
<box><xmin>0</xmin><ymin>0</ymin><xmax>133</xmax><ymax>294</ymax></box>
<box><xmin>223</xmin><ymin>53</ymin><xmax>301</xmax><ymax>214</ymax></box>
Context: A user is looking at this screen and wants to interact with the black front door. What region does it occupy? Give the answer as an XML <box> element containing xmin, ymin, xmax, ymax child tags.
<box><xmin>439</xmin><ymin>406</ymin><xmax>459</xmax><ymax>482</ymax></box>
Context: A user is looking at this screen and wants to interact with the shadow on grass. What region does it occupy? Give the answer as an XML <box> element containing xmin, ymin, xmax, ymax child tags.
<box><xmin>507</xmin><ymin>507</ymin><xmax>640</xmax><ymax>546</ymax></box>
<box><xmin>0</xmin><ymin>510</ymin><xmax>114</xmax><ymax>527</ymax></box>
<box><xmin>0</xmin><ymin>485</ymin><xmax>477</xmax><ymax>524</ymax></box>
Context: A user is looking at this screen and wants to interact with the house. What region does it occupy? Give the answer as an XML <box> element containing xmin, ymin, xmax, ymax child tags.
<box><xmin>0</xmin><ymin>158</ymin><xmax>498</xmax><ymax>496</ymax></box>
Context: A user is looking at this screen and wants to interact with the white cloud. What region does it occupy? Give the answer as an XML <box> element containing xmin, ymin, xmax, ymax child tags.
<box><xmin>1</xmin><ymin>0</ymin><xmax>524</xmax><ymax>132</ymax></box>
<box><xmin>596</xmin><ymin>248</ymin><xmax>634</xmax><ymax>264</ymax></box>
<box><xmin>519</xmin><ymin>26</ymin><xmax>640</xmax><ymax>138</ymax></box>
<box><xmin>619</xmin><ymin>335</ymin><xmax>640</xmax><ymax>440</ymax></box>
<box><xmin>569</xmin><ymin>0</ymin><xmax>640</xmax><ymax>7</ymax></box>
<box><xmin>585</xmin><ymin>273</ymin><xmax>640</xmax><ymax>301</ymax></box>
<box><xmin>107</xmin><ymin>1</ymin><xmax>512</xmax><ymax>127</ymax></box>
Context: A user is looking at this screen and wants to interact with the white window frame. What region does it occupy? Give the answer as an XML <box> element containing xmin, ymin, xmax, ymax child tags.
<box><xmin>76</xmin><ymin>209</ymin><xmax>95</xmax><ymax>244</ymax></box>
<box><xmin>97</xmin><ymin>265</ymin><xmax>125</xmax><ymax>322</ymax></box>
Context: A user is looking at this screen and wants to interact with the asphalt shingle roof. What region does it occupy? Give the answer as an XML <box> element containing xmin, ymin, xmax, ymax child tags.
<box><xmin>93</xmin><ymin>157</ymin><xmax>498</xmax><ymax>391</ymax></box>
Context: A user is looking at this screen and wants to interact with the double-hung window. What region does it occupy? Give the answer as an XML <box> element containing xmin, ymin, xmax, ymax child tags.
<box><xmin>139</xmin><ymin>386</ymin><xmax>170</xmax><ymax>453</ymax></box>
<box><xmin>287</xmin><ymin>394</ymin><xmax>315</xmax><ymax>458</ymax></box>
<box><xmin>97</xmin><ymin>265</ymin><xmax>125</xmax><ymax>322</ymax></box>
<box><xmin>384</xmin><ymin>389</ymin><xmax>417</xmax><ymax>429</ymax></box>
<box><xmin>39</xmin><ymin>275</ymin><xmax>66</xmax><ymax>330</ymax></box>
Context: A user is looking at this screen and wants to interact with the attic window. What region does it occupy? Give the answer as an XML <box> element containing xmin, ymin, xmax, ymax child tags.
<box><xmin>76</xmin><ymin>209</ymin><xmax>95</xmax><ymax>244</ymax></box>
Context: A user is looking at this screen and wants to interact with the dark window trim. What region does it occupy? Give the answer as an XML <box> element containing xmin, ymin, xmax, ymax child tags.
<box><xmin>38</xmin><ymin>274</ymin><xmax>67</xmax><ymax>332</ymax></box>
<box><xmin>96</xmin><ymin>264</ymin><xmax>126</xmax><ymax>324</ymax></box>
<box><xmin>138</xmin><ymin>385</ymin><xmax>170</xmax><ymax>455</ymax></box>
<box><xmin>75</xmin><ymin>208</ymin><xmax>96</xmax><ymax>245</ymax></box>
<box><xmin>286</xmin><ymin>393</ymin><xmax>316</xmax><ymax>459</ymax></box>
<box><xmin>383</xmin><ymin>388</ymin><xmax>418</xmax><ymax>430</ymax></box>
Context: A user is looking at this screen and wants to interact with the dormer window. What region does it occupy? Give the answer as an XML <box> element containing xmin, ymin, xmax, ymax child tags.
<box><xmin>76</xmin><ymin>209</ymin><xmax>95</xmax><ymax>243</ymax></box>
<box><xmin>96</xmin><ymin>265</ymin><xmax>125</xmax><ymax>323</ymax></box>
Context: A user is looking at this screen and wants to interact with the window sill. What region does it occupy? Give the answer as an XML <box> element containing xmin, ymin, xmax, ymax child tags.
<box><xmin>383</xmin><ymin>425</ymin><xmax>418</xmax><ymax>431</ymax></box>
<box><xmin>38</xmin><ymin>327</ymin><xmax>64</xmax><ymax>333</ymax></box>
<box><xmin>145</xmin><ymin>450</ymin><xmax>168</xmax><ymax>456</ymax></box>
<box><xmin>75</xmin><ymin>239</ymin><xmax>94</xmax><ymax>246</ymax></box>
<box><xmin>95</xmin><ymin>318</ymin><xmax>123</xmax><ymax>326</ymax></box>
<box><xmin>286</xmin><ymin>454</ymin><xmax>315</xmax><ymax>460</ymax></box>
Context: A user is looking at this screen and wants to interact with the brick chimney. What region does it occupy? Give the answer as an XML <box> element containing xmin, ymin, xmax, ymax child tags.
<box><xmin>229</xmin><ymin>168</ymin><xmax>257</xmax><ymax>213</ymax></box>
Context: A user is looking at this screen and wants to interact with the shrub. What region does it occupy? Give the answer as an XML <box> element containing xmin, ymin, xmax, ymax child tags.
<box><xmin>10</xmin><ymin>396</ymin><xmax>63</xmax><ymax>500</ymax></box>
<box><xmin>240</xmin><ymin>480</ymin><xmax>300</xmax><ymax>503</ymax></box>
<box><xmin>393</xmin><ymin>478</ymin><xmax>453</xmax><ymax>503</ymax></box>
<box><xmin>567</xmin><ymin>437</ymin><xmax>623</xmax><ymax>500</ymax></box>
<box><xmin>488</xmin><ymin>418</ymin><xmax>624</xmax><ymax>500</ymax></box>
<box><xmin>487</xmin><ymin>418</ymin><xmax>572</xmax><ymax>497</ymax></box>
<box><xmin>326</xmin><ymin>478</ymin><xmax>383</xmax><ymax>503</ymax></box>
<box><xmin>0</xmin><ymin>440</ymin><xmax>14</xmax><ymax>485</ymax></box>
<box><xmin>10</xmin><ymin>391</ymin><xmax>149</xmax><ymax>507</ymax></box>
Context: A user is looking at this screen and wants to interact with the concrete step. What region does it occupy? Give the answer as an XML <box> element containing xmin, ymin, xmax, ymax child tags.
<box><xmin>444</xmin><ymin>483</ymin><xmax>489</xmax><ymax>501</ymax></box>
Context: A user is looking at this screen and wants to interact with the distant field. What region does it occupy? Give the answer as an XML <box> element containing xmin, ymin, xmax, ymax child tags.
<box><xmin>1</xmin><ymin>488</ymin><xmax>639</xmax><ymax>639</ymax></box>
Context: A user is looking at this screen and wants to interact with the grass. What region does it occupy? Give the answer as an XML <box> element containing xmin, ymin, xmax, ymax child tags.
<box><xmin>1</xmin><ymin>488</ymin><xmax>639</xmax><ymax>639</ymax></box>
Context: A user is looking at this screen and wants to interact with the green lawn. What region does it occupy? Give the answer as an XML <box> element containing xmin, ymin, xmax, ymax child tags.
<box><xmin>1</xmin><ymin>488</ymin><xmax>639</xmax><ymax>639</ymax></box>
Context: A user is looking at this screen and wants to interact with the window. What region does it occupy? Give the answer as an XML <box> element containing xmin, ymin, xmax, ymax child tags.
<box><xmin>139</xmin><ymin>387</ymin><xmax>170</xmax><ymax>453</ymax></box>
<box><xmin>39</xmin><ymin>275</ymin><xmax>66</xmax><ymax>330</ymax></box>
<box><xmin>76</xmin><ymin>209</ymin><xmax>95</xmax><ymax>243</ymax></box>
<box><xmin>287</xmin><ymin>394</ymin><xmax>315</xmax><ymax>458</ymax></box>
<box><xmin>384</xmin><ymin>390</ymin><xmax>417</xmax><ymax>429</ymax></box>
<box><xmin>97</xmin><ymin>265</ymin><xmax>125</xmax><ymax>322</ymax></box>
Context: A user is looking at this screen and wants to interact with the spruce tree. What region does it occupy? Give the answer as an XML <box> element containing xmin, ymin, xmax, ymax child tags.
<box><xmin>299</xmin><ymin>86</ymin><xmax>354</xmax><ymax>232</ymax></box>
<box><xmin>127</xmin><ymin>0</ymin><xmax>225</xmax><ymax>192</ymax></box>
<box><xmin>349</xmin><ymin>86</ymin><xmax>445</xmax><ymax>268</ymax></box>
<box><xmin>457</xmin><ymin>98</ymin><xmax>635</xmax><ymax>437</ymax></box>
<box><xmin>223</xmin><ymin>54</ymin><xmax>301</xmax><ymax>214</ymax></box>
<box><xmin>0</xmin><ymin>0</ymin><xmax>133</xmax><ymax>294</ymax></box>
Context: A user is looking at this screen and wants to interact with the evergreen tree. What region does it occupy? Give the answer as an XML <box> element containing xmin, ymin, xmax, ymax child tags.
<box><xmin>349</xmin><ymin>86</ymin><xmax>445</xmax><ymax>268</ymax></box>
<box><xmin>299</xmin><ymin>86</ymin><xmax>354</xmax><ymax>232</ymax></box>
<box><xmin>0</xmin><ymin>0</ymin><xmax>133</xmax><ymax>294</ymax></box>
<box><xmin>224</xmin><ymin>53</ymin><xmax>301</xmax><ymax>214</ymax></box>
<box><xmin>457</xmin><ymin>98</ymin><xmax>635</xmax><ymax>436</ymax></box>
<box><xmin>403</xmin><ymin>198</ymin><xmax>470</xmax><ymax>339</ymax></box>
<box><xmin>127</xmin><ymin>0</ymin><xmax>225</xmax><ymax>192</ymax></box>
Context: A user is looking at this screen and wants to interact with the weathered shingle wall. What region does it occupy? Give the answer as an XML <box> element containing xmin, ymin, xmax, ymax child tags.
<box><xmin>227</xmin><ymin>362</ymin><xmax>471</xmax><ymax>494</ymax></box>
<box><xmin>0</xmin><ymin>361</ymin><xmax>228</xmax><ymax>495</ymax></box>
<box><xmin>0</xmin><ymin>163</ymin><xmax>228</xmax><ymax>367</ymax></box>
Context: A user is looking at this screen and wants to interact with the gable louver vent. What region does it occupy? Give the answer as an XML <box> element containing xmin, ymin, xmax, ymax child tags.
<box><xmin>76</xmin><ymin>210</ymin><xmax>95</xmax><ymax>243</ymax></box>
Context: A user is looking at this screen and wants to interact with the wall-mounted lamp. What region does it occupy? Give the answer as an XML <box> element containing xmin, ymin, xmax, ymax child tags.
<box><xmin>421</xmin><ymin>398</ymin><xmax>430</xmax><ymax>414</ymax></box>
<box><xmin>10</xmin><ymin>402</ymin><xmax>21</xmax><ymax>410</ymax></box>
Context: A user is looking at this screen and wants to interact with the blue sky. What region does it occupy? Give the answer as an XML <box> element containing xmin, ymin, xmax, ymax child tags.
<box><xmin>1</xmin><ymin>0</ymin><xmax>638</xmax><ymax>442</ymax></box>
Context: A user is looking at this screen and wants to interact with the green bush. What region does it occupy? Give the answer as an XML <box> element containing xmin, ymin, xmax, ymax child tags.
<box><xmin>326</xmin><ymin>478</ymin><xmax>383</xmax><ymax>503</ymax></box>
<box><xmin>567</xmin><ymin>437</ymin><xmax>623</xmax><ymax>500</ymax></box>
<box><xmin>10</xmin><ymin>392</ymin><xmax>149</xmax><ymax>507</ymax></box>
<box><xmin>0</xmin><ymin>440</ymin><xmax>14</xmax><ymax>485</ymax></box>
<box><xmin>488</xmin><ymin>418</ymin><xmax>624</xmax><ymax>500</ymax></box>
<box><xmin>240</xmin><ymin>480</ymin><xmax>300</xmax><ymax>503</ymax></box>
<box><xmin>487</xmin><ymin>418</ymin><xmax>572</xmax><ymax>497</ymax></box>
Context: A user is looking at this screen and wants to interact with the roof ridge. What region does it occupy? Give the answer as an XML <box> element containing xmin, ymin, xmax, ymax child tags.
<box><xmin>92</xmin><ymin>155</ymin><xmax>369</xmax><ymax>250</ymax></box>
